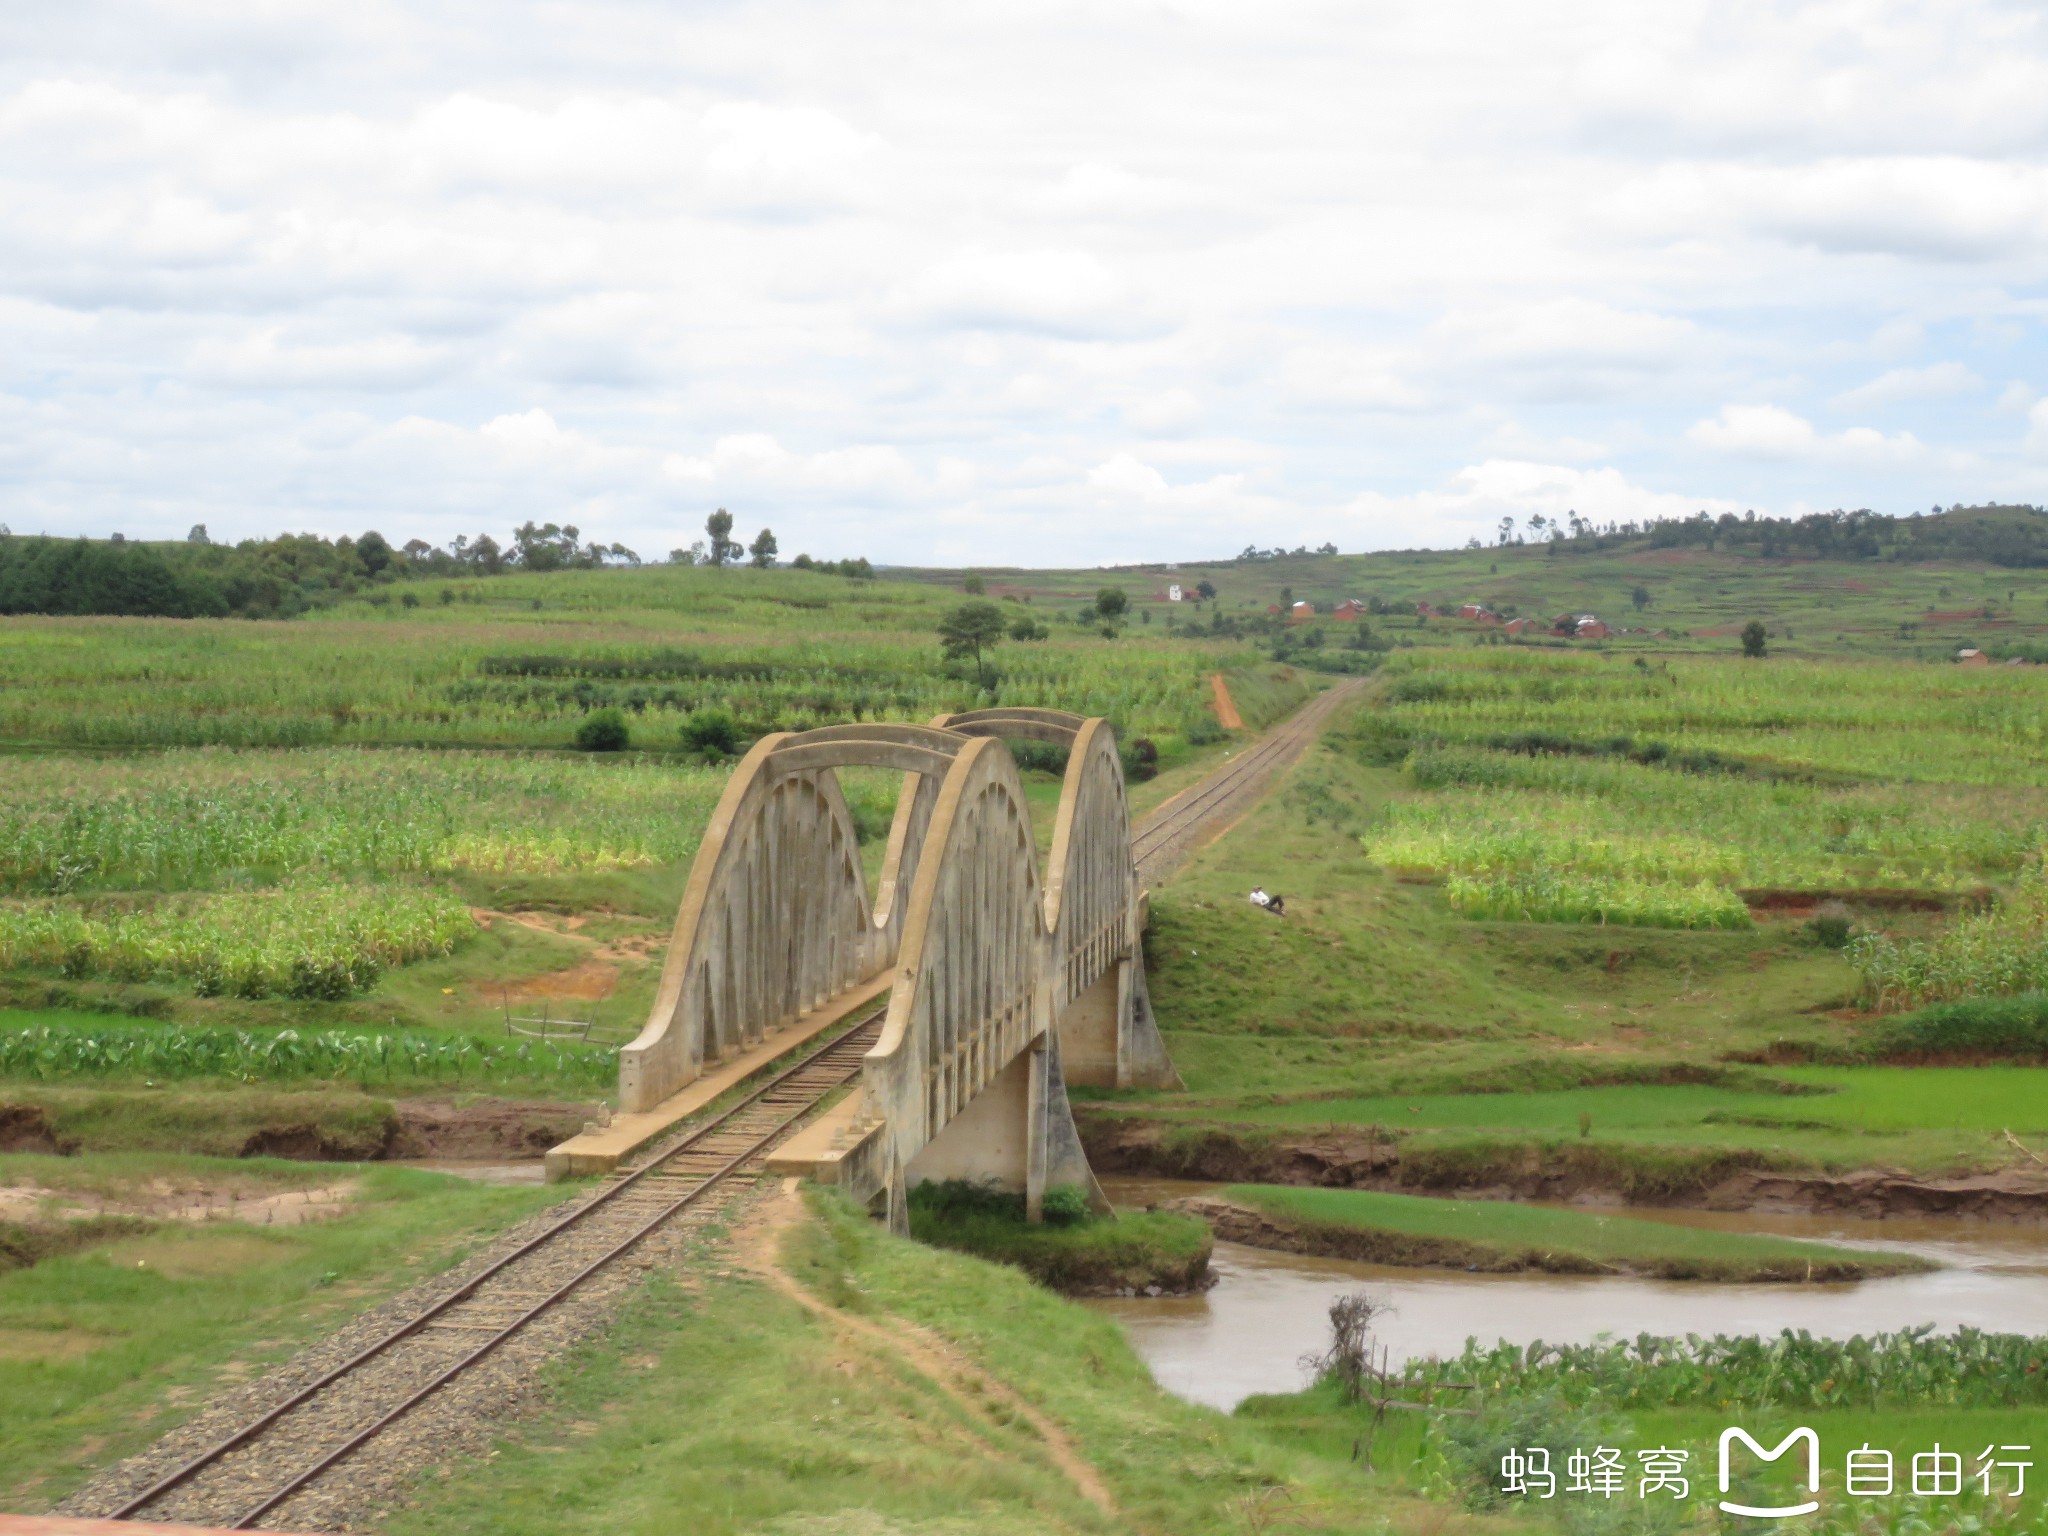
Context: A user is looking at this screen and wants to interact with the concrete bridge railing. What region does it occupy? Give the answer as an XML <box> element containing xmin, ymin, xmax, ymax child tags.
<box><xmin>617</xmin><ymin>708</ymin><xmax>1178</xmax><ymax>1226</ymax></box>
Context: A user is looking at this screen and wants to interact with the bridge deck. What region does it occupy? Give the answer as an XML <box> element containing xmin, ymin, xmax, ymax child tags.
<box><xmin>544</xmin><ymin>972</ymin><xmax>892</xmax><ymax>1180</ymax></box>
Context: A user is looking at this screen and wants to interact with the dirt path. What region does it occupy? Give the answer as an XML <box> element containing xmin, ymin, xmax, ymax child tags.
<box><xmin>1207</xmin><ymin>673</ymin><xmax>1243</xmax><ymax>730</ymax></box>
<box><xmin>738</xmin><ymin>1180</ymin><xmax>1118</xmax><ymax>1517</ymax></box>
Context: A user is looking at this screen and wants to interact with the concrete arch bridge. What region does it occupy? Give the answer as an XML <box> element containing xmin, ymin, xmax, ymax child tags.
<box><xmin>616</xmin><ymin>708</ymin><xmax>1180</xmax><ymax>1227</ymax></box>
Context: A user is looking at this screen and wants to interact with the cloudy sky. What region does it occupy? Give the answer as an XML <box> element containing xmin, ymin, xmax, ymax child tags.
<box><xmin>2</xmin><ymin>1</ymin><xmax>2045</xmax><ymax>566</ymax></box>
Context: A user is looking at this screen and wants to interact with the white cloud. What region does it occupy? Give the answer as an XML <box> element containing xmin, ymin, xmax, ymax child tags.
<box><xmin>661</xmin><ymin>433</ymin><xmax>923</xmax><ymax>496</ymax></box>
<box><xmin>898</xmin><ymin>248</ymin><xmax>1168</xmax><ymax>339</ymax></box>
<box><xmin>1686</xmin><ymin>404</ymin><xmax>1932</xmax><ymax>466</ymax></box>
<box><xmin>1834</xmin><ymin>362</ymin><xmax>1982</xmax><ymax>410</ymax></box>
<box><xmin>1347</xmin><ymin>460</ymin><xmax>1743</xmax><ymax>548</ymax></box>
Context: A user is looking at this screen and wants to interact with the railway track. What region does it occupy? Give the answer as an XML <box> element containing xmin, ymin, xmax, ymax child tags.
<box><xmin>1130</xmin><ymin>676</ymin><xmax>1364</xmax><ymax>885</ymax></box>
<box><xmin>98</xmin><ymin>1014</ymin><xmax>882</xmax><ymax>1531</ymax></box>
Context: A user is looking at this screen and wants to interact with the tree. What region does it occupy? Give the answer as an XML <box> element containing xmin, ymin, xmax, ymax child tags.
<box><xmin>187</xmin><ymin>524</ymin><xmax>210</xmax><ymax>544</ymax></box>
<box><xmin>510</xmin><ymin>521</ymin><xmax>580</xmax><ymax>571</ymax></box>
<box><xmin>1631</xmin><ymin>584</ymin><xmax>1651</xmax><ymax>612</ymax></box>
<box><xmin>705</xmin><ymin>509</ymin><xmax>740</xmax><ymax>567</ymax></box>
<box><xmin>355</xmin><ymin>531</ymin><xmax>394</xmax><ymax>577</ymax></box>
<box><xmin>963</xmin><ymin>573</ymin><xmax>985</xmax><ymax>594</ymax></box>
<box><xmin>938</xmin><ymin>600</ymin><xmax>1005</xmax><ymax>685</ymax></box>
<box><xmin>669</xmin><ymin>543</ymin><xmax>702</xmax><ymax>565</ymax></box>
<box><xmin>1277</xmin><ymin>586</ymin><xmax>1293</xmax><ymax>608</ymax></box>
<box><xmin>748</xmin><ymin>528</ymin><xmax>779</xmax><ymax>568</ymax></box>
<box><xmin>1195</xmin><ymin>579</ymin><xmax>1216</xmax><ymax>600</ymax></box>
<box><xmin>1741</xmin><ymin>619</ymin><xmax>1768</xmax><ymax>658</ymax></box>
<box><xmin>1094</xmin><ymin>586</ymin><xmax>1128</xmax><ymax>624</ymax></box>
<box><xmin>1008</xmin><ymin>613</ymin><xmax>1048</xmax><ymax>642</ymax></box>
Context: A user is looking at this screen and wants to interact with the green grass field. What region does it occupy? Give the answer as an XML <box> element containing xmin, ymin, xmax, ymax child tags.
<box><xmin>1218</xmin><ymin>1184</ymin><xmax>1926</xmax><ymax>1280</ymax></box>
<box><xmin>0</xmin><ymin>1154</ymin><xmax>568</xmax><ymax>1510</ymax></box>
<box><xmin>1219</xmin><ymin>1067</ymin><xmax>2048</xmax><ymax>1136</ymax></box>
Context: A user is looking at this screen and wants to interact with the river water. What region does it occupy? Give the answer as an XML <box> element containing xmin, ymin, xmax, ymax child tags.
<box><xmin>1089</xmin><ymin>1178</ymin><xmax>2048</xmax><ymax>1413</ymax></box>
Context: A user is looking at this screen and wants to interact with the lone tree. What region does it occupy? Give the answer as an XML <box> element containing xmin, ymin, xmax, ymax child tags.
<box><xmin>1195</xmin><ymin>579</ymin><xmax>1216</xmax><ymax>600</ymax></box>
<box><xmin>1631</xmin><ymin>584</ymin><xmax>1651</xmax><ymax>612</ymax></box>
<box><xmin>1094</xmin><ymin>586</ymin><xmax>1129</xmax><ymax>623</ymax></box>
<box><xmin>748</xmin><ymin>528</ymin><xmax>778</xmax><ymax>568</ymax></box>
<box><xmin>963</xmin><ymin>573</ymin><xmax>985</xmax><ymax>594</ymax></box>
<box><xmin>938</xmin><ymin>599</ymin><xmax>1005</xmax><ymax>686</ymax></box>
<box><xmin>1741</xmin><ymin>619</ymin><xmax>1769</xmax><ymax>658</ymax></box>
<box><xmin>705</xmin><ymin>508</ymin><xmax>742</xmax><ymax>567</ymax></box>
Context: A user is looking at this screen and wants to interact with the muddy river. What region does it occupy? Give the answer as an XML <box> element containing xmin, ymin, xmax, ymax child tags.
<box><xmin>1090</xmin><ymin>1178</ymin><xmax>2048</xmax><ymax>1412</ymax></box>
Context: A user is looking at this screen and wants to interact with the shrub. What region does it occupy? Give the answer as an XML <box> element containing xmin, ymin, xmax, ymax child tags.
<box><xmin>1185</xmin><ymin>716</ymin><xmax>1227</xmax><ymax>746</ymax></box>
<box><xmin>1040</xmin><ymin>1183</ymin><xmax>1090</xmax><ymax>1227</ymax></box>
<box><xmin>1806</xmin><ymin>899</ymin><xmax>1854</xmax><ymax>948</ymax></box>
<box><xmin>679</xmin><ymin>705</ymin><xmax>740</xmax><ymax>760</ymax></box>
<box><xmin>1120</xmin><ymin>736</ymin><xmax>1159</xmax><ymax>782</ymax></box>
<box><xmin>1865</xmin><ymin>993</ymin><xmax>2048</xmax><ymax>1061</ymax></box>
<box><xmin>1010</xmin><ymin>740</ymin><xmax>1069</xmax><ymax>775</ymax></box>
<box><xmin>573</xmin><ymin>707</ymin><xmax>630</xmax><ymax>752</ymax></box>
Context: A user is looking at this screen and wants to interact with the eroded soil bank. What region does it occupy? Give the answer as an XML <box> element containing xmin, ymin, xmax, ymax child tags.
<box><xmin>0</xmin><ymin>1095</ymin><xmax>592</xmax><ymax>1162</ymax></box>
<box><xmin>1082</xmin><ymin>1116</ymin><xmax>2048</xmax><ymax>1222</ymax></box>
<box><xmin>1164</xmin><ymin>1194</ymin><xmax>1918</xmax><ymax>1281</ymax></box>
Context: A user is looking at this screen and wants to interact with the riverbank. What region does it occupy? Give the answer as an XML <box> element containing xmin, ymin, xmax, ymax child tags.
<box><xmin>908</xmin><ymin>1178</ymin><xmax>1214</xmax><ymax>1295</ymax></box>
<box><xmin>1170</xmin><ymin>1186</ymin><xmax>1929</xmax><ymax>1281</ymax></box>
<box><xmin>1083</xmin><ymin>1113</ymin><xmax>2048</xmax><ymax>1219</ymax></box>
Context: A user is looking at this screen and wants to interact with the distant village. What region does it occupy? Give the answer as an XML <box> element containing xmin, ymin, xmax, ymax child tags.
<box><xmin>1253</xmin><ymin>595</ymin><xmax>1666</xmax><ymax>641</ymax></box>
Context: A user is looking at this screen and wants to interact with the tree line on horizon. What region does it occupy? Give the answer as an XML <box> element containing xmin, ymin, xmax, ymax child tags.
<box><xmin>0</xmin><ymin>508</ymin><xmax>871</xmax><ymax>620</ymax></box>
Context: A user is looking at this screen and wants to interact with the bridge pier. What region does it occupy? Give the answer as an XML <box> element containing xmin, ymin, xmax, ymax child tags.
<box><xmin>1055</xmin><ymin>958</ymin><xmax>1182</xmax><ymax>1091</ymax></box>
<box><xmin>900</xmin><ymin>1030</ymin><xmax>1106</xmax><ymax>1226</ymax></box>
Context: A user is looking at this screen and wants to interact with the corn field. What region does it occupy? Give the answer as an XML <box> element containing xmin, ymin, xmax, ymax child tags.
<box><xmin>1849</xmin><ymin>858</ymin><xmax>2048</xmax><ymax>1009</ymax></box>
<box><xmin>1361</xmin><ymin>648</ymin><xmax>2048</xmax><ymax>935</ymax></box>
<box><xmin>1442</xmin><ymin>872</ymin><xmax>1751</xmax><ymax>929</ymax></box>
<box><xmin>1400</xmin><ymin>1324</ymin><xmax>2048</xmax><ymax>1411</ymax></box>
<box><xmin>0</xmin><ymin>1021</ymin><xmax>615</xmax><ymax>1089</ymax></box>
<box><xmin>0</xmin><ymin>885</ymin><xmax>473</xmax><ymax>999</ymax></box>
<box><xmin>0</xmin><ymin>564</ymin><xmax>1238</xmax><ymax>752</ymax></box>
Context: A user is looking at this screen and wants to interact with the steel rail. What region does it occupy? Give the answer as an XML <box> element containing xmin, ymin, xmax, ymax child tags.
<box><xmin>1129</xmin><ymin>678</ymin><xmax>1362</xmax><ymax>862</ymax></box>
<box><xmin>108</xmin><ymin>1012</ymin><xmax>881</xmax><ymax>1527</ymax></box>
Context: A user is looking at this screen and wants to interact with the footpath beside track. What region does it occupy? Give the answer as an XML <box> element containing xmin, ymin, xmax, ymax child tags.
<box><xmin>1132</xmin><ymin>676</ymin><xmax>1364</xmax><ymax>887</ymax></box>
<box><xmin>70</xmin><ymin>1020</ymin><xmax>880</xmax><ymax>1533</ymax></box>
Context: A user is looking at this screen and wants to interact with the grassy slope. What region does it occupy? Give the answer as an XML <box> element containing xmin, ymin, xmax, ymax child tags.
<box><xmin>933</xmin><ymin>526</ymin><xmax>2048</xmax><ymax>663</ymax></box>
<box><xmin>385</xmin><ymin>1189</ymin><xmax>1517</xmax><ymax>1536</ymax></box>
<box><xmin>0</xmin><ymin>1158</ymin><xmax>568</xmax><ymax>1510</ymax></box>
<box><xmin>1119</xmin><ymin>695</ymin><xmax>2041</xmax><ymax>1180</ymax></box>
<box><xmin>1218</xmin><ymin>1184</ymin><xmax>1926</xmax><ymax>1280</ymax></box>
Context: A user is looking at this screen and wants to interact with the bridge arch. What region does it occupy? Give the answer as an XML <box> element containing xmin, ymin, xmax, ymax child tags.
<box><xmin>619</xmin><ymin>711</ymin><xmax>1178</xmax><ymax>1223</ymax></box>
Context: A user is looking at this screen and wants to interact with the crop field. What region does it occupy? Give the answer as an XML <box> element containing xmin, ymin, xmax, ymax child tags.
<box><xmin>1352</xmin><ymin>648</ymin><xmax>2048</xmax><ymax>975</ymax></box>
<box><xmin>0</xmin><ymin>564</ymin><xmax>1250</xmax><ymax>752</ymax></box>
<box><xmin>0</xmin><ymin>1014</ymin><xmax>617</xmax><ymax>1094</ymax></box>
